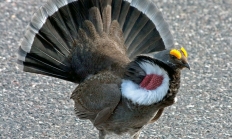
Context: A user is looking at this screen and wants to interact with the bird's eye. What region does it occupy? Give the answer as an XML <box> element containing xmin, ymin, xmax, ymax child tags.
<box><xmin>171</xmin><ymin>55</ymin><xmax>175</xmax><ymax>59</ymax></box>
<box><xmin>170</xmin><ymin>55</ymin><xmax>178</xmax><ymax>60</ymax></box>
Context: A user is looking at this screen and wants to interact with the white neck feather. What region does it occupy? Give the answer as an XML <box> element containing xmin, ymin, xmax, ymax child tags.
<box><xmin>121</xmin><ymin>61</ymin><xmax>170</xmax><ymax>105</ymax></box>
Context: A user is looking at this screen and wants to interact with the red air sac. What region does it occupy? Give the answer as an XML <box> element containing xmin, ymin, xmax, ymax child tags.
<box><xmin>140</xmin><ymin>74</ymin><xmax>164</xmax><ymax>90</ymax></box>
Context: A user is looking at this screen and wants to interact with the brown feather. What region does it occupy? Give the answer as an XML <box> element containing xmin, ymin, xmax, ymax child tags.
<box><xmin>102</xmin><ymin>5</ymin><xmax>112</xmax><ymax>34</ymax></box>
<box><xmin>89</xmin><ymin>7</ymin><xmax>103</xmax><ymax>35</ymax></box>
<box><xmin>71</xmin><ymin>72</ymin><xmax>122</xmax><ymax>123</ymax></box>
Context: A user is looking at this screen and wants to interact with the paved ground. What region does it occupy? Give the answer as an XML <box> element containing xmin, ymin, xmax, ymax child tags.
<box><xmin>0</xmin><ymin>0</ymin><xmax>231</xmax><ymax>138</ymax></box>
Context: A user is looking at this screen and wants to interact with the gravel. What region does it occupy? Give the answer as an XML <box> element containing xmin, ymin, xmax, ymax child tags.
<box><xmin>0</xmin><ymin>0</ymin><xmax>231</xmax><ymax>138</ymax></box>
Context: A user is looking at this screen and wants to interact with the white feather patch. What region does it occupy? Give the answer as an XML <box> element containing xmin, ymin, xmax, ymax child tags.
<box><xmin>121</xmin><ymin>61</ymin><xmax>170</xmax><ymax>105</ymax></box>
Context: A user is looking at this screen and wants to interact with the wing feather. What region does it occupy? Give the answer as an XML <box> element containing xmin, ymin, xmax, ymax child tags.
<box><xmin>70</xmin><ymin>72</ymin><xmax>121</xmax><ymax>124</ymax></box>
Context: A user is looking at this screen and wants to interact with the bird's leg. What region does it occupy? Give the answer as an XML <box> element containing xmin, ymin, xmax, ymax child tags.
<box><xmin>149</xmin><ymin>108</ymin><xmax>164</xmax><ymax>123</ymax></box>
<box><xmin>160</xmin><ymin>95</ymin><xmax>177</xmax><ymax>108</ymax></box>
<box><xmin>131</xmin><ymin>130</ymin><xmax>141</xmax><ymax>139</ymax></box>
<box><xmin>150</xmin><ymin>97</ymin><xmax>177</xmax><ymax>123</ymax></box>
<box><xmin>99</xmin><ymin>130</ymin><xmax>106</xmax><ymax>139</ymax></box>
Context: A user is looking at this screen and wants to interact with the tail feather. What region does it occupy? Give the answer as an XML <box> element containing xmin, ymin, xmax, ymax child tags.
<box><xmin>118</xmin><ymin>2</ymin><xmax>130</xmax><ymax>29</ymax></box>
<box><xmin>125</xmin><ymin>13</ymin><xmax>152</xmax><ymax>54</ymax></box>
<box><xmin>123</xmin><ymin>7</ymin><xmax>141</xmax><ymax>42</ymax></box>
<box><xmin>121</xmin><ymin>0</ymin><xmax>173</xmax><ymax>58</ymax></box>
<box><xmin>23</xmin><ymin>55</ymin><xmax>67</xmax><ymax>73</ymax></box>
<box><xmin>20</xmin><ymin>29</ymin><xmax>37</xmax><ymax>53</ymax></box>
<box><xmin>89</xmin><ymin>7</ymin><xmax>103</xmax><ymax>34</ymax></box>
<box><xmin>68</xmin><ymin>1</ymin><xmax>85</xmax><ymax>28</ymax></box>
<box><xmin>18</xmin><ymin>59</ymin><xmax>70</xmax><ymax>80</ymax></box>
<box><xmin>20</xmin><ymin>34</ymin><xmax>71</xmax><ymax>71</ymax></box>
<box><xmin>83</xmin><ymin>20</ymin><xmax>99</xmax><ymax>39</ymax></box>
<box><xmin>127</xmin><ymin>22</ymin><xmax>158</xmax><ymax>56</ymax></box>
<box><xmin>18</xmin><ymin>0</ymin><xmax>174</xmax><ymax>83</ymax></box>
<box><xmin>56</xmin><ymin>1</ymin><xmax>79</xmax><ymax>38</ymax></box>
<box><xmin>102</xmin><ymin>5</ymin><xmax>112</xmax><ymax>34</ymax></box>
<box><xmin>112</xmin><ymin>0</ymin><xmax>122</xmax><ymax>20</ymax></box>
<box><xmin>100</xmin><ymin>0</ymin><xmax>112</xmax><ymax>8</ymax></box>
<box><xmin>144</xmin><ymin>2</ymin><xmax>174</xmax><ymax>48</ymax></box>
<box><xmin>48</xmin><ymin>10</ymin><xmax>75</xmax><ymax>45</ymax></box>
<box><xmin>40</xmin><ymin>18</ymin><xmax>71</xmax><ymax>56</ymax></box>
<box><xmin>137</xmin><ymin>38</ymin><xmax>164</xmax><ymax>55</ymax></box>
<box><xmin>17</xmin><ymin>49</ymin><xmax>70</xmax><ymax>79</ymax></box>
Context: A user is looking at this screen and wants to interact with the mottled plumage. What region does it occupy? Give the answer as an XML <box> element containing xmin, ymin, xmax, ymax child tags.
<box><xmin>17</xmin><ymin>0</ymin><xmax>189</xmax><ymax>138</ymax></box>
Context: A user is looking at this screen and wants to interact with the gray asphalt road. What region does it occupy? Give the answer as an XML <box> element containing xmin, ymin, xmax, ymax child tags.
<box><xmin>1</xmin><ymin>0</ymin><xmax>231</xmax><ymax>138</ymax></box>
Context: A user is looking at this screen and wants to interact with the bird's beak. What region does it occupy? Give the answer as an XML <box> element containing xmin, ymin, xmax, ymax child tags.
<box><xmin>183</xmin><ymin>63</ymin><xmax>190</xmax><ymax>70</ymax></box>
<box><xmin>181</xmin><ymin>56</ymin><xmax>190</xmax><ymax>70</ymax></box>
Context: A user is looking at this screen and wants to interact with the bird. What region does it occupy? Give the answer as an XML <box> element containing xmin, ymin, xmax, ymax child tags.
<box><xmin>17</xmin><ymin>0</ymin><xmax>190</xmax><ymax>138</ymax></box>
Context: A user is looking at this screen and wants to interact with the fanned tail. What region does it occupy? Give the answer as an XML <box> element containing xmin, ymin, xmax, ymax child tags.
<box><xmin>18</xmin><ymin>0</ymin><xmax>173</xmax><ymax>83</ymax></box>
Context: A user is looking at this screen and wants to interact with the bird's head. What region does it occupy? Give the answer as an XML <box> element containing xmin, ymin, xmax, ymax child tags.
<box><xmin>124</xmin><ymin>47</ymin><xmax>190</xmax><ymax>85</ymax></box>
<box><xmin>153</xmin><ymin>47</ymin><xmax>190</xmax><ymax>71</ymax></box>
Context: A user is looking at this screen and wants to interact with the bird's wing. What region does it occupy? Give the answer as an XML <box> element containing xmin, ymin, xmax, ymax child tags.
<box><xmin>18</xmin><ymin>0</ymin><xmax>173</xmax><ymax>83</ymax></box>
<box><xmin>70</xmin><ymin>72</ymin><xmax>121</xmax><ymax>125</ymax></box>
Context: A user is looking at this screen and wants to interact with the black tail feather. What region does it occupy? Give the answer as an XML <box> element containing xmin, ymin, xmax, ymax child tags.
<box><xmin>112</xmin><ymin>0</ymin><xmax>122</xmax><ymax>20</ymax></box>
<box><xmin>118</xmin><ymin>1</ymin><xmax>130</xmax><ymax>29</ymax></box>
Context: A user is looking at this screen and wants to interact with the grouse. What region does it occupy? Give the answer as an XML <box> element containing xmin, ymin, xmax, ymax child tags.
<box><xmin>17</xmin><ymin>0</ymin><xmax>190</xmax><ymax>138</ymax></box>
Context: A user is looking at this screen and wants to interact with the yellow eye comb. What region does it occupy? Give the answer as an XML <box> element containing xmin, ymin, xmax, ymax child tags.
<box><xmin>170</xmin><ymin>49</ymin><xmax>181</xmax><ymax>59</ymax></box>
<box><xmin>181</xmin><ymin>47</ymin><xmax>188</xmax><ymax>57</ymax></box>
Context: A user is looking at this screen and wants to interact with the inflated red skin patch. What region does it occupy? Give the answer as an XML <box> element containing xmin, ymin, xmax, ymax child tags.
<box><xmin>140</xmin><ymin>74</ymin><xmax>164</xmax><ymax>90</ymax></box>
